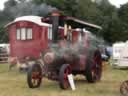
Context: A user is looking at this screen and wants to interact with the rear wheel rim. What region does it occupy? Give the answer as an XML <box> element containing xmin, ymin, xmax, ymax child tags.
<box><xmin>92</xmin><ymin>51</ymin><xmax>102</xmax><ymax>81</ymax></box>
<box><xmin>120</xmin><ymin>81</ymin><xmax>128</xmax><ymax>96</ymax></box>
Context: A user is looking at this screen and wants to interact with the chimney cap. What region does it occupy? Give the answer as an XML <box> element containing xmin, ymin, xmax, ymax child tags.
<box><xmin>51</xmin><ymin>10</ymin><xmax>60</xmax><ymax>16</ymax></box>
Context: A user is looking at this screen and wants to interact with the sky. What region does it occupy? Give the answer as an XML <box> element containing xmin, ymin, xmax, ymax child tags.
<box><xmin>109</xmin><ymin>0</ymin><xmax>128</xmax><ymax>7</ymax></box>
<box><xmin>0</xmin><ymin>0</ymin><xmax>128</xmax><ymax>10</ymax></box>
<box><xmin>0</xmin><ymin>0</ymin><xmax>8</xmax><ymax>10</ymax></box>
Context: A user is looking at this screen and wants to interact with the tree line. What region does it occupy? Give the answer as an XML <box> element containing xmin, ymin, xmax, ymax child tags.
<box><xmin>1</xmin><ymin>0</ymin><xmax>128</xmax><ymax>45</ymax></box>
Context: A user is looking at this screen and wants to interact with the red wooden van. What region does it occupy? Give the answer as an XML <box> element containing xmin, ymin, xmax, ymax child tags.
<box><xmin>6</xmin><ymin>15</ymin><xmax>83</xmax><ymax>62</ymax></box>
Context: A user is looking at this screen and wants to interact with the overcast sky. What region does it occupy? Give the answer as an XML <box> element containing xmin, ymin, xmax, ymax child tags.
<box><xmin>109</xmin><ymin>0</ymin><xmax>128</xmax><ymax>7</ymax></box>
<box><xmin>0</xmin><ymin>0</ymin><xmax>128</xmax><ymax>10</ymax></box>
<box><xmin>0</xmin><ymin>0</ymin><xmax>8</xmax><ymax>10</ymax></box>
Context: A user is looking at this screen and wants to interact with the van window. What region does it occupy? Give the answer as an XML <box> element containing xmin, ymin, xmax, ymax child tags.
<box><xmin>16</xmin><ymin>28</ymin><xmax>33</xmax><ymax>40</ymax></box>
<box><xmin>48</xmin><ymin>27</ymin><xmax>52</xmax><ymax>40</ymax></box>
<box><xmin>21</xmin><ymin>28</ymin><xmax>26</xmax><ymax>40</ymax></box>
<box><xmin>27</xmin><ymin>28</ymin><xmax>32</xmax><ymax>39</ymax></box>
<box><xmin>16</xmin><ymin>29</ymin><xmax>21</xmax><ymax>40</ymax></box>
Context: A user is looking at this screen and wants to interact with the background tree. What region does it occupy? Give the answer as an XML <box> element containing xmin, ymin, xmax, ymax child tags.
<box><xmin>0</xmin><ymin>0</ymin><xmax>128</xmax><ymax>44</ymax></box>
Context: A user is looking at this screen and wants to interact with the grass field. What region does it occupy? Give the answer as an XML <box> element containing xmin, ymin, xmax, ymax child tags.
<box><xmin>0</xmin><ymin>64</ymin><xmax>127</xmax><ymax>96</ymax></box>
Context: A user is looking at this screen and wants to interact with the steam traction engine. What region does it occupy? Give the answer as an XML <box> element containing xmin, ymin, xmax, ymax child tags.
<box><xmin>27</xmin><ymin>11</ymin><xmax>103</xmax><ymax>89</ymax></box>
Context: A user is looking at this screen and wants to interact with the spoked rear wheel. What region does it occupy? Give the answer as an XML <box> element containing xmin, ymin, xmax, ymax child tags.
<box><xmin>27</xmin><ymin>63</ymin><xmax>42</xmax><ymax>88</ymax></box>
<box><xmin>120</xmin><ymin>80</ymin><xmax>128</xmax><ymax>96</ymax></box>
<box><xmin>86</xmin><ymin>50</ymin><xmax>102</xmax><ymax>82</ymax></box>
<box><xmin>59</xmin><ymin>64</ymin><xmax>71</xmax><ymax>89</ymax></box>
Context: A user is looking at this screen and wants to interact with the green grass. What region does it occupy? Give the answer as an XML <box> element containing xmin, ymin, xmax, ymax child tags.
<box><xmin>0</xmin><ymin>64</ymin><xmax>127</xmax><ymax>96</ymax></box>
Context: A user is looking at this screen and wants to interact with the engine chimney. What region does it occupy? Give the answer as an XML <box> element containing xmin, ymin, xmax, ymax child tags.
<box><xmin>51</xmin><ymin>10</ymin><xmax>60</xmax><ymax>43</ymax></box>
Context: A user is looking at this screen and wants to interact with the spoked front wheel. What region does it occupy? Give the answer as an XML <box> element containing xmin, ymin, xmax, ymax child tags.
<box><xmin>59</xmin><ymin>64</ymin><xmax>71</xmax><ymax>89</ymax></box>
<box><xmin>27</xmin><ymin>63</ymin><xmax>42</xmax><ymax>88</ymax></box>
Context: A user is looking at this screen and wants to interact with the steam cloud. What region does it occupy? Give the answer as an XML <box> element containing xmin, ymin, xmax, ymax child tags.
<box><xmin>43</xmin><ymin>31</ymin><xmax>105</xmax><ymax>66</ymax></box>
<box><xmin>4</xmin><ymin>1</ymin><xmax>57</xmax><ymax>18</ymax></box>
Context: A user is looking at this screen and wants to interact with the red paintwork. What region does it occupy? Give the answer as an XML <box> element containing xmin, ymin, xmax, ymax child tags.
<box><xmin>7</xmin><ymin>21</ymin><xmax>80</xmax><ymax>60</ymax></box>
<box><xmin>8</xmin><ymin>21</ymin><xmax>48</xmax><ymax>59</ymax></box>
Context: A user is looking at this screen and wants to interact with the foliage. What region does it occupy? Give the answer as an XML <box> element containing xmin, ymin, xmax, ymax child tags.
<box><xmin>0</xmin><ymin>27</ymin><xmax>8</xmax><ymax>43</ymax></box>
<box><xmin>32</xmin><ymin>0</ymin><xmax>79</xmax><ymax>16</ymax></box>
<box><xmin>32</xmin><ymin>0</ymin><xmax>122</xmax><ymax>44</ymax></box>
<box><xmin>0</xmin><ymin>0</ymin><xmax>128</xmax><ymax>44</ymax></box>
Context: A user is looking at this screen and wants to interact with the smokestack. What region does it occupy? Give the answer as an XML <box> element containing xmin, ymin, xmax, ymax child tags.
<box><xmin>51</xmin><ymin>10</ymin><xmax>60</xmax><ymax>43</ymax></box>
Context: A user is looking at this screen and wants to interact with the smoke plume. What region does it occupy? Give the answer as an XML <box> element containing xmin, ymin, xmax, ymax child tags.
<box><xmin>4</xmin><ymin>0</ymin><xmax>57</xmax><ymax>18</ymax></box>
